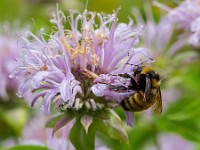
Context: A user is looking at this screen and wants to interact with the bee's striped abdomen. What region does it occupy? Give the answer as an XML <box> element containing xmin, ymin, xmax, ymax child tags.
<box><xmin>120</xmin><ymin>91</ymin><xmax>144</xmax><ymax>111</ymax></box>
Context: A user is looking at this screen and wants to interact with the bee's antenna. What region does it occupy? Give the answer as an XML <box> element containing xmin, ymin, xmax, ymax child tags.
<box><xmin>126</xmin><ymin>63</ymin><xmax>133</xmax><ymax>65</ymax></box>
<box><xmin>126</xmin><ymin>63</ymin><xmax>139</xmax><ymax>67</ymax></box>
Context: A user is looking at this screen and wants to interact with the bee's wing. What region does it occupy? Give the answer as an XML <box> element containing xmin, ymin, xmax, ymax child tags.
<box><xmin>144</xmin><ymin>76</ymin><xmax>151</xmax><ymax>100</ymax></box>
<box><xmin>153</xmin><ymin>88</ymin><xmax>162</xmax><ymax>116</ymax></box>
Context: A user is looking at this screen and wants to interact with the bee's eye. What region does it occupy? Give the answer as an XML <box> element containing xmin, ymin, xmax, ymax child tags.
<box><xmin>148</xmin><ymin>72</ymin><xmax>156</xmax><ymax>78</ymax></box>
<box><xmin>135</xmin><ymin>67</ymin><xmax>142</xmax><ymax>74</ymax></box>
<box><xmin>148</xmin><ymin>71</ymin><xmax>160</xmax><ymax>80</ymax></box>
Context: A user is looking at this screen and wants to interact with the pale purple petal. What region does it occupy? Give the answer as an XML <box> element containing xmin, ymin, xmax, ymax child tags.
<box><xmin>41</xmin><ymin>89</ymin><xmax>58</xmax><ymax>114</ymax></box>
<box><xmin>124</xmin><ymin>110</ymin><xmax>135</xmax><ymax>127</ymax></box>
<box><xmin>191</xmin><ymin>17</ymin><xmax>200</xmax><ymax>32</ymax></box>
<box><xmin>31</xmin><ymin>91</ymin><xmax>48</xmax><ymax>107</ymax></box>
<box><xmin>91</xmin><ymin>83</ymin><xmax>108</xmax><ymax>97</ymax></box>
<box><xmin>17</xmin><ymin>79</ymin><xmax>31</xmax><ymax>97</ymax></box>
<box><xmin>9</xmin><ymin>69</ymin><xmax>27</xmax><ymax>79</ymax></box>
<box><xmin>59</xmin><ymin>78</ymin><xmax>72</xmax><ymax>102</ymax></box>
<box><xmin>31</xmin><ymin>71</ymin><xmax>49</xmax><ymax>88</ymax></box>
<box><xmin>189</xmin><ymin>31</ymin><xmax>200</xmax><ymax>46</ymax></box>
<box><xmin>69</xmin><ymin>84</ymin><xmax>82</xmax><ymax>107</ymax></box>
<box><xmin>0</xmin><ymin>75</ymin><xmax>7</xmax><ymax>98</ymax></box>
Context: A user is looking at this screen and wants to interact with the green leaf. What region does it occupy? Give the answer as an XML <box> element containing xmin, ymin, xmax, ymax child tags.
<box><xmin>127</xmin><ymin>123</ymin><xmax>158</xmax><ymax>150</ymax></box>
<box><xmin>0</xmin><ymin>107</ymin><xmax>28</xmax><ymax>139</ymax></box>
<box><xmin>156</xmin><ymin>98</ymin><xmax>200</xmax><ymax>142</ymax></box>
<box><xmin>176</xmin><ymin>63</ymin><xmax>200</xmax><ymax>96</ymax></box>
<box><xmin>90</xmin><ymin>109</ymin><xmax>111</xmax><ymax>120</ymax></box>
<box><xmin>69</xmin><ymin>117</ymin><xmax>96</xmax><ymax>150</ymax></box>
<box><xmin>166</xmin><ymin>100</ymin><xmax>200</xmax><ymax>121</ymax></box>
<box><xmin>98</xmin><ymin>121</ymin><xmax>158</xmax><ymax>150</ymax></box>
<box><xmin>96</xmin><ymin>110</ymin><xmax>129</xmax><ymax>144</ymax></box>
<box><xmin>6</xmin><ymin>145</ymin><xmax>49</xmax><ymax>150</ymax></box>
<box><xmin>158</xmin><ymin>120</ymin><xmax>200</xmax><ymax>142</ymax></box>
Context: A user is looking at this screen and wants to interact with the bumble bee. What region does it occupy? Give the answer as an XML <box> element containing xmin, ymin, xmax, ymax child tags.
<box><xmin>113</xmin><ymin>66</ymin><xmax>162</xmax><ymax>115</ymax></box>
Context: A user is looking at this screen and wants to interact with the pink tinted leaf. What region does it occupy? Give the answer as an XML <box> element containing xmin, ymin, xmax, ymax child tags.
<box><xmin>52</xmin><ymin>112</ymin><xmax>74</xmax><ymax>136</ymax></box>
<box><xmin>80</xmin><ymin>115</ymin><xmax>93</xmax><ymax>134</ymax></box>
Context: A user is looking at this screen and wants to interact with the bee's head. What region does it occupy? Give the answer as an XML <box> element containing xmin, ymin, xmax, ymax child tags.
<box><xmin>135</xmin><ymin>66</ymin><xmax>161</xmax><ymax>88</ymax></box>
<box><xmin>147</xmin><ymin>71</ymin><xmax>161</xmax><ymax>88</ymax></box>
<box><xmin>133</xmin><ymin>66</ymin><xmax>143</xmax><ymax>76</ymax></box>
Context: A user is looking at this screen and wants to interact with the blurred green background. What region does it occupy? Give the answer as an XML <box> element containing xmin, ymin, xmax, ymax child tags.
<box><xmin>0</xmin><ymin>0</ymin><xmax>200</xmax><ymax>150</ymax></box>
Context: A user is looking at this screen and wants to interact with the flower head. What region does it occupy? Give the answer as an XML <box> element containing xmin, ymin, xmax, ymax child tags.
<box><xmin>0</xmin><ymin>22</ymin><xmax>26</xmax><ymax>99</ymax></box>
<box><xmin>11</xmin><ymin>6</ymin><xmax>153</xmax><ymax>130</ymax></box>
<box><xmin>146</xmin><ymin>133</ymin><xmax>195</xmax><ymax>150</ymax></box>
<box><xmin>168</xmin><ymin>0</ymin><xmax>200</xmax><ymax>30</ymax></box>
<box><xmin>167</xmin><ymin>0</ymin><xmax>200</xmax><ymax>47</ymax></box>
<box><xmin>132</xmin><ymin>4</ymin><xmax>175</xmax><ymax>57</ymax></box>
<box><xmin>21</xmin><ymin>112</ymin><xmax>75</xmax><ymax>150</ymax></box>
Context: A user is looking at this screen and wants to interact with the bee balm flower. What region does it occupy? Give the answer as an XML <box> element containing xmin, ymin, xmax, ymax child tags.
<box><xmin>0</xmin><ymin>23</ymin><xmax>26</xmax><ymax>99</ymax></box>
<box><xmin>10</xmin><ymin>6</ymin><xmax>153</xmax><ymax>130</ymax></box>
<box><xmin>167</xmin><ymin>0</ymin><xmax>200</xmax><ymax>47</ymax></box>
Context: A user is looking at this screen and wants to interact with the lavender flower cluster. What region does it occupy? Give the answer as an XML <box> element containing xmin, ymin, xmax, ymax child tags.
<box><xmin>10</xmin><ymin>6</ymin><xmax>154</xmax><ymax>126</ymax></box>
<box><xmin>0</xmin><ymin>23</ymin><xmax>26</xmax><ymax>100</ymax></box>
<box><xmin>167</xmin><ymin>0</ymin><xmax>200</xmax><ymax>47</ymax></box>
<box><xmin>1</xmin><ymin>1</ymin><xmax>199</xmax><ymax>149</ymax></box>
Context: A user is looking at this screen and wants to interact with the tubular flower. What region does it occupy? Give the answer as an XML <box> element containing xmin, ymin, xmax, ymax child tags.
<box><xmin>0</xmin><ymin>23</ymin><xmax>26</xmax><ymax>99</ymax></box>
<box><xmin>167</xmin><ymin>0</ymin><xmax>200</xmax><ymax>47</ymax></box>
<box><xmin>146</xmin><ymin>134</ymin><xmax>195</xmax><ymax>150</ymax></box>
<box><xmin>132</xmin><ymin>4</ymin><xmax>175</xmax><ymax>57</ymax></box>
<box><xmin>21</xmin><ymin>112</ymin><xmax>75</xmax><ymax>150</ymax></box>
<box><xmin>10</xmin><ymin>6</ymin><xmax>153</xmax><ymax>130</ymax></box>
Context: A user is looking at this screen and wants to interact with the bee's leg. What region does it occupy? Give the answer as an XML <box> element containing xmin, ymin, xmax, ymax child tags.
<box><xmin>97</xmin><ymin>82</ymin><xmax>129</xmax><ymax>91</ymax></box>
<box><xmin>117</xmin><ymin>73</ymin><xmax>140</xmax><ymax>91</ymax></box>
<box><xmin>117</xmin><ymin>73</ymin><xmax>132</xmax><ymax>78</ymax></box>
<box><xmin>130</xmin><ymin>78</ymin><xmax>138</xmax><ymax>87</ymax></box>
<box><xmin>109</xmin><ymin>85</ymin><xmax>129</xmax><ymax>91</ymax></box>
